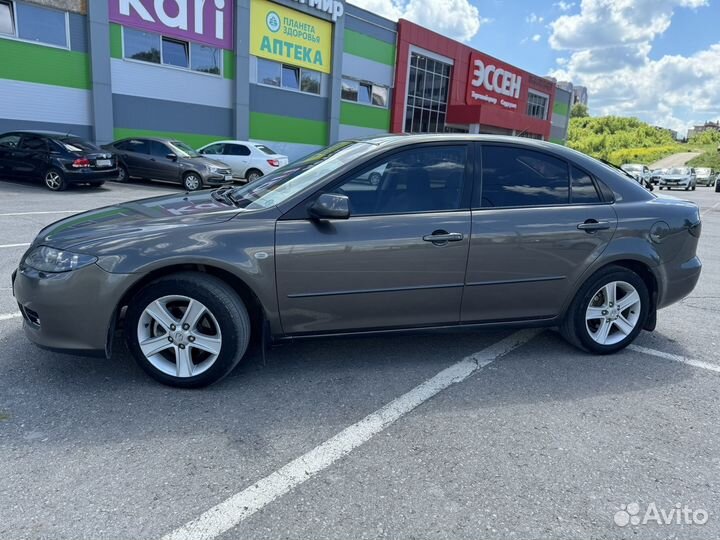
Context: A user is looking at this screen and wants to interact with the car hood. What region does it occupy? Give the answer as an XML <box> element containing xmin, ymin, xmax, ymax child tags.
<box><xmin>186</xmin><ymin>156</ymin><xmax>230</xmax><ymax>168</ymax></box>
<box><xmin>35</xmin><ymin>191</ymin><xmax>241</xmax><ymax>251</ymax></box>
<box><xmin>661</xmin><ymin>175</ymin><xmax>690</xmax><ymax>180</ymax></box>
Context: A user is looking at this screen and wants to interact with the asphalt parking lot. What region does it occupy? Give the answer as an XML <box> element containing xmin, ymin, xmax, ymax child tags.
<box><xmin>0</xmin><ymin>178</ymin><xmax>718</xmax><ymax>540</ymax></box>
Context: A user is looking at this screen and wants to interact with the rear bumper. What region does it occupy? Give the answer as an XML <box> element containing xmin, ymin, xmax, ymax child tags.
<box><xmin>12</xmin><ymin>263</ymin><xmax>134</xmax><ymax>357</ymax></box>
<box><xmin>657</xmin><ymin>255</ymin><xmax>702</xmax><ymax>309</ymax></box>
<box><xmin>63</xmin><ymin>168</ymin><xmax>118</xmax><ymax>183</ymax></box>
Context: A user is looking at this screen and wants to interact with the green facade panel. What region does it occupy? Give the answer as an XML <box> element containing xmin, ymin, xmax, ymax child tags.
<box><xmin>113</xmin><ymin>128</ymin><xmax>225</xmax><ymax>149</ymax></box>
<box><xmin>553</xmin><ymin>100</ymin><xmax>569</xmax><ymax>117</ymax></box>
<box><xmin>0</xmin><ymin>38</ymin><xmax>90</xmax><ymax>89</ymax></box>
<box><xmin>250</xmin><ymin>112</ymin><xmax>328</xmax><ymax>146</ymax></box>
<box><xmin>110</xmin><ymin>23</ymin><xmax>123</xmax><ymax>59</ymax></box>
<box><xmin>344</xmin><ymin>29</ymin><xmax>396</xmax><ymax>66</ymax></box>
<box><xmin>340</xmin><ymin>102</ymin><xmax>391</xmax><ymax>130</ymax></box>
<box><xmin>223</xmin><ymin>50</ymin><xmax>235</xmax><ymax>80</ymax></box>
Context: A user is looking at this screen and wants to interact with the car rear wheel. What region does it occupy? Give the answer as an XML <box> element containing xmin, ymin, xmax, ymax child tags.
<box><xmin>125</xmin><ymin>273</ymin><xmax>251</xmax><ymax>388</ymax></box>
<box><xmin>560</xmin><ymin>266</ymin><xmax>649</xmax><ymax>354</ymax></box>
<box><xmin>183</xmin><ymin>172</ymin><xmax>202</xmax><ymax>191</ymax></box>
<box><xmin>44</xmin><ymin>168</ymin><xmax>66</xmax><ymax>191</ymax></box>
<box><xmin>116</xmin><ymin>164</ymin><xmax>130</xmax><ymax>183</ymax></box>
<box><xmin>246</xmin><ymin>169</ymin><xmax>262</xmax><ymax>183</ymax></box>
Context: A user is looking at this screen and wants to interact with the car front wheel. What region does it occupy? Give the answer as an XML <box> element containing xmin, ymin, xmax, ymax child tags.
<box><xmin>561</xmin><ymin>266</ymin><xmax>649</xmax><ymax>354</ymax></box>
<box><xmin>125</xmin><ymin>273</ymin><xmax>251</xmax><ymax>388</ymax></box>
<box><xmin>183</xmin><ymin>172</ymin><xmax>202</xmax><ymax>191</ymax></box>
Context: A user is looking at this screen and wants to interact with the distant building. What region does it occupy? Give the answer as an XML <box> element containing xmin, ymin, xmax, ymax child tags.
<box><xmin>555</xmin><ymin>82</ymin><xmax>588</xmax><ymax>107</ymax></box>
<box><xmin>653</xmin><ymin>126</ymin><xmax>679</xmax><ymax>140</ymax></box>
<box><xmin>687</xmin><ymin>121</ymin><xmax>720</xmax><ymax>139</ymax></box>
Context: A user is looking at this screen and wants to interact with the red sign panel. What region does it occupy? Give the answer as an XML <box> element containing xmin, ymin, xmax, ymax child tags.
<box><xmin>465</xmin><ymin>52</ymin><xmax>526</xmax><ymax>112</ymax></box>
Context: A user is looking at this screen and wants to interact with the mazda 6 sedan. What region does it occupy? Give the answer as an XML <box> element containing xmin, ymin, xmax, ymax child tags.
<box><xmin>12</xmin><ymin>135</ymin><xmax>702</xmax><ymax>388</ymax></box>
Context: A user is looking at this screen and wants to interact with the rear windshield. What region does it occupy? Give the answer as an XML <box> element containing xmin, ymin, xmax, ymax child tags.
<box><xmin>254</xmin><ymin>144</ymin><xmax>277</xmax><ymax>155</ymax></box>
<box><xmin>58</xmin><ymin>137</ymin><xmax>100</xmax><ymax>153</ymax></box>
<box><xmin>229</xmin><ymin>141</ymin><xmax>373</xmax><ymax>210</ymax></box>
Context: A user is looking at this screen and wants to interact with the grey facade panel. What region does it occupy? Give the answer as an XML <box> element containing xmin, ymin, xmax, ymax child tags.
<box><xmin>550</xmin><ymin>124</ymin><xmax>567</xmax><ymax>142</ymax></box>
<box><xmin>87</xmin><ymin>0</ymin><xmax>114</xmax><ymax>144</ymax></box>
<box><xmin>249</xmin><ymin>84</ymin><xmax>328</xmax><ymax>122</ymax></box>
<box><xmin>345</xmin><ymin>14</ymin><xmax>397</xmax><ymax>45</ymax></box>
<box><xmin>112</xmin><ymin>94</ymin><xmax>233</xmax><ymax>136</ymax></box>
<box><xmin>68</xmin><ymin>12</ymin><xmax>87</xmax><ymax>52</ymax></box>
<box><xmin>0</xmin><ymin>118</ymin><xmax>92</xmax><ymax>141</ymax></box>
<box><xmin>345</xmin><ymin>4</ymin><xmax>397</xmax><ymax>33</ymax></box>
<box><xmin>341</xmin><ymin>53</ymin><xmax>394</xmax><ymax>88</ymax></box>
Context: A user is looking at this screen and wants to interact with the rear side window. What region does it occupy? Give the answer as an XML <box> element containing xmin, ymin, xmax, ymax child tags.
<box><xmin>123</xmin><ymin>139</ymin><xmax>150</xmax><ymax>154</ymax></box>
<box><xmin>479</xmin><ymin>146</ymin><xmax>569</xmax><ymax>208</ymax></box>
<box><xmin>225</xmin><ymin>144</ymin><xmax>251</xmax><ymax>156</ymax></box>
<box><xmin>19</xmin><ymin>136</ymin><xmax>48</xmax><ymax>151</ymax></box>
<box><xmin>571</xmin><ymin>167</ymin><xmax>602</xmax><ymax>204</ymax></box>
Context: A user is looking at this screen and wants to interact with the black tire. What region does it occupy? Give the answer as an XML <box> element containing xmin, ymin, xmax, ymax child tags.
<box><xmin>125</xmin><ymin>272</ymin><xmax>251</xmax><ymax>388</ymax></box>
<box><xmin>246</xmin><ymin>169</ymin><xmax>262</xmax><ymax>183</ymax></box>
<box><xmin>560</xmin><ymin>265</ymin><xmax>649</xmax><ymax>355</ymax></box>
<box><xmin>43</xmin><ymin>167</ymin><xmax>67</xmax><ymax>191</ymax></box>
<box><xmin>116</xmin><ymin>164</ymin><xmax>130</xmax><ymax>183</ymax></box>
<box><xmin>658</xmin><ymin>186</ymin><xmax>663</xmax><ymax>190</ymax></box>
<box><xmin>183</xmin><ymin>172</ymin><xmax>202</xmax><ymax>191</ymax></box>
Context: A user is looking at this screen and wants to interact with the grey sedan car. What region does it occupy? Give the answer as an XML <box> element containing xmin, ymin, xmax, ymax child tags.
<box><xmin>103</xmin><ymin>137</ymin><xmax>233</xmax><ymax>191</ymax></box>
<box><xmin>13</xmin><ymin>135</ymin><xmax>702</xmax><ymax>388</ymax></box>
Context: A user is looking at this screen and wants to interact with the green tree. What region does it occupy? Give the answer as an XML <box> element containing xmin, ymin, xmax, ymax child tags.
<box><xmin>570</xmin><ymin>103</ymin><xmax>589</xmax><ymax>118</ymax></box>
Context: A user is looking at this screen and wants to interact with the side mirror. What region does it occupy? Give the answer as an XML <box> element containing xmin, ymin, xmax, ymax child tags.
<box><xmin>308</xmin><ymin>193</ymin><xmax>350</xmax><ymax>220</ymax></box>
<box><xmin>166</xmin><ymin>153</ymin><xmax>178</xmax><ymax>161</ymax></box>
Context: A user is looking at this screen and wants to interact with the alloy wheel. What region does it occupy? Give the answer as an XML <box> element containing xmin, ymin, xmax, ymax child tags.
<box><xmin>45</xmin><ymin>171</ymin><xmax>62</xmax><ymax>190</ymax></box>
<box><xmin>184</xmin><ymin>174</ymin><xmax>201</xmax><ymax>191</ymax></box>
<box><xmin>137</xmin><ymin>295</ymin><xmax>222</xmax><ymax>378</ymax></box>
<box><xmin>585</xmin><ymin>281</ymin><xmax>642</xmax><ymax>346</ymax></box>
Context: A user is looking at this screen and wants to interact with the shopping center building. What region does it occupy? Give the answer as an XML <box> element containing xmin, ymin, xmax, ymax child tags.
<box><xmin>0</xmin><ymin>0</ymin><xmax>572</xmax><ymax>159</ymax></box>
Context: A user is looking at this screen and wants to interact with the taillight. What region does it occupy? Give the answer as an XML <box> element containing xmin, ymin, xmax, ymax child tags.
<box><xmin>72</xmin><ymin>158</ymin><xmax>90</xmax><ymax>168</ymax></box>
<box><xmin>267</xmin><ymin>159</ymin><xmax>280</xmax><ymax>167</ymax></box>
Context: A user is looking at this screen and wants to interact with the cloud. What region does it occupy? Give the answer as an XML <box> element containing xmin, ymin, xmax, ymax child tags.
<box><xmin>532</xmin><ymin>34</ymin><xmax>542</xmax><ymax>42</ymax></box>
<box><xmin>348</xmin><ymin>0</ymin><xmax>489</xmax><ymax>42</ymax></box>
<box><xmin>548</xmin><ymin>0</ymin><xmax>716</xmax><ymax>135</ymax></box>
<box><xmin>526</xmin><ymin>12</ymin><xmax>544</xmax><ymax>24</ymax></box>
<box><xmin>553</xmin><ymin>1</ymin><xmax>575</xmax><ymax>11</ymax></box>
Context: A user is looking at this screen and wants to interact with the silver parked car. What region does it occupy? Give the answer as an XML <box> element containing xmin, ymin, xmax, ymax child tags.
<box><xmin>13</xmin><ymin>135</ymin><xmax>702</xmax><ymax>388</ymax></box>
<box><xmin>658</xmin><ymin>167</ymin><xmax>697</xmax><ymax>191</ymax></box>
<box><xmin>695</xmin><ymin>167</ymin><xmax>714</xmax><ymax>187</ymax></box>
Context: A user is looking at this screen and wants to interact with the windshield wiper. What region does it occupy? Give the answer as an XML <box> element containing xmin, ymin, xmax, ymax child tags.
<box><xmin>210</xmin><ymin>187</ymin><xmax>240</xmax><ymax>206</ymax></box>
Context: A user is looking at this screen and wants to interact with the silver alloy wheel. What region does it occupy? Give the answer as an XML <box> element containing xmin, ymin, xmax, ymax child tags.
<box><xmin>585</xmin><ymin>281</ymin><xmax>642</xmax><ymax>346</ymax></box>
<box><xmin>45</xmin><ymin>171</ymin><xmax>62</xmax><ymax>190</ymax></box>
<box><xmin>247</xmin><ymin>171</ymin><xmax>261</xmax><ymax>182</ymax></box>
<box><xmin>137</xmin><ymin>295</ymin><xmax>222</xmax><ymax>378</ymax></box>
<box><xmin>118</xmin><ymin>167</ymin><xmax>126</xmax><ymax>181</ymax></box>
<box><xmin>184</xmin><ymin>174</ymin><xmax>201</xmax><ymax>191</ymax></box>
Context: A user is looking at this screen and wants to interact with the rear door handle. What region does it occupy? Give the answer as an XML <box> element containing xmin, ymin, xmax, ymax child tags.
<box><xmin>423</xmin><ymin>232</ymin><xmax>464</xmax><ymax>243</ymax></box>
<box><xmin>578</xmin><ymin>220</ymin><xmax>611</xmax><ymax>232</ymax></box>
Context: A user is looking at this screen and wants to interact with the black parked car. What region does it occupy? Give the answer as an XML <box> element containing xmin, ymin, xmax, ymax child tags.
<box><xmin>103</xmin><ymin>137</ymin><xmax>233</xmax><ymax>191</ymax></box>
<box><xmin>0</xmin><ymin>131</ymin><xmax>117</xmax><ymax>191</ymax></box>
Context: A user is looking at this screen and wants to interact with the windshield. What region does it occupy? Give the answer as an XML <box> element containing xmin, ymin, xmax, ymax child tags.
<box><xmin>668</xmin><ymin>168</ymin><xmax>689</xmax><ymax>175</ymax></box>
<box><xmin>227</xmin><ymin>141</ymin><xmax>374</xmax><ymax>210</ymax></box>
<box><xmin>169</xmin><ymin>140</ymin><xmax>200</xmax><ymax>158</ymax></box>
<box><xmin>254</xmin><ymin>144</ymin><xmax>277</xmax><ymax>155</ymax></box>
<box><xmin>58</xmin><ymin>137</ymin><xmax>100</xmax><ymax>153</ymax></box>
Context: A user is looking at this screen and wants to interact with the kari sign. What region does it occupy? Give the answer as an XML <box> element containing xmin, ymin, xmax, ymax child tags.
<box><xmin>109</xmin><ymin>0</ymin><xmax>234</xmax><ymax>50</ymax></box>
<box><xmin>466</xmin><ymin>52</ymin><xmax>524</xmax><ymax>111</ymax></box>
<box><xmin>250</xmin><ymin>0</ymin><xmax>333</xmax><ymax>74</ymax></box>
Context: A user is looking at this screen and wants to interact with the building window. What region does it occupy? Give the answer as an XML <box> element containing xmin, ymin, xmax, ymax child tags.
<box><xmin>0</xmin><ymin>1</ymin><xmax>68</xmax><ymax>48</ymax></box>
<box><xmin>405</xmin><ymin>52</ymin><xmax>452</xmax><ymax>133</ymax></box>
<box><xmin>527</xmin><ymin>91</ymin><xmax>549</xmax><ymax>120</ymax></box>
<box><xmin>257</xmin><ymin>58</ymin><xmax>321</xmax><ymax>95</ymax></box>
<box><xmin>123</xmin><ymin>27</ymin><xmax>222</xmax><ymax>76</ymax></box>
<box><xmin>341</xmin><ymin>78</ymin><xmax>389</xmax><ymax>108</ymax></box>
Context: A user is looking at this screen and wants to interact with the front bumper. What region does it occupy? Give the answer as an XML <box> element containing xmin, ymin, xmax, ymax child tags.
<box><xmin>12</xmin><ymin>263</ymin><xmax>135</xmax><ymax>357</ymax></box>
<box><xmin>660</xmin><ymin>180</ymin><xmax>691</xmax><ymax>188</ymax></box>
<box><xmin>204</xmin><ymin>172</ymin><xmax>234</xmax><ymax>186</ymax></box>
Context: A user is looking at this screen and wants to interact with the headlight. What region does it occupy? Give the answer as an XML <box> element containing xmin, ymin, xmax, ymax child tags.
<box><xmin>24</xmin><ymin>246</ymin><xmax>97</xmax><ymax>273</ymax></box>
<box><xmin>208</xmin><ymin>165</ymin><xmax>221</xmax><ymax>173</ymax></box>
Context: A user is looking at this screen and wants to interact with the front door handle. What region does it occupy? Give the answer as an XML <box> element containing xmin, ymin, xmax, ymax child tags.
<box><xmin>423</xmin><ymin>231</ymin><xmax>464</xmax><ymax>243</ymax></box>
<box><xmin>578</xmin><ymin>219</ymin><xmax>611</xmax><ymax>232</ymax></box>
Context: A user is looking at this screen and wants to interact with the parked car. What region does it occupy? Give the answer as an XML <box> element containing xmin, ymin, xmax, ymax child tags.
<box><xmin>196</xmin><ymin>140</ymin><xmax>289</xmax><ymax>183</ymax></box>
<box><xmin>13</xmin><ymin>135</ymin><xmax>702</xmax><ymax>388</ymax></box>
<box><xmin>103</xmin><ymin>137</ymin><xmax>233</xmax><ymax>191</ymax></box>
<box><xmin>0</xmin><ymin>131</ymin><xmax>117</xmax><ymax>191</ymax></box>
<box><xmin>649</xmin><ymin>168</ymin><xmax>668</xmax><ymax>184</ymax></box>
<box><xmin>621</xmin><ymin>163</ymin><xmax>651</xmax><ymax>184</ymax></box>
<box><xmin>695</xmin><ymin>167</ymin><xmax>714</xmax><ymax>186</ymax></box>
<box><xmin>658</xmin><ymin>167</ymin><xmax>697</xmax><ymax>191</ymax></box>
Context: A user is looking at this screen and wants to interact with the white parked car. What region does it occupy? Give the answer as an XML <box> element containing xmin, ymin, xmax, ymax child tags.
<box><xmin>197</xmin><ymin>140</ymin><xmax>289</xmax><ymax>182</ymax></box>
<box><xmin>621</xmin><ymin>163</ymin><xmax>651</xmax><ymax>184</ymax></box>
<box><xmin>658</xmin><ymin>167</ymin><xmax>697</xmax><ymax>191</ymax></box>
<box><xmin>694</xmin><ymin>167</ymin><xmax>714</xmax><ymax>187</ymax></box>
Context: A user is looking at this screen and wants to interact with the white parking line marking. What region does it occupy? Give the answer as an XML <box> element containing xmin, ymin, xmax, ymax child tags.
<box><xmin>0</xmin><ymin>312</ymin><xmax>21</xmax><ymax>321</ymax></box>
<box><xmin>160</xmin><ymin>329</ymin><xmax>540</xmax><ymax>540</ymax></box>
<box><xmin>629</xmin><ymin>344</ymin><xmax>720</xmax><ymax>373</ymax></box>
<box><xmin>0</xmin><ymin>210</ymin><xmax>82</xmax><ymax>216</ymax></box>
<box><xmin>0</xmin><ymin>243</ymin><xmax>30</xmax><ymax>249</ymax></box>
<box><xmin>702</xmin><ymin>201</ymin><xmax>720</xmax><ymax>217</ymax></box>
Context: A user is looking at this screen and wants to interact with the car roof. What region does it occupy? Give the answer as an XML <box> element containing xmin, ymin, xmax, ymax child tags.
<box><xmin>4</xmin><ymin>130</ymin><xmax>82</xmax><ymax>139</ymax></box>
<box><xmin>115</xmin><ymin>137</ymin><xmax>180</xmax><ymax>143</ymax></box>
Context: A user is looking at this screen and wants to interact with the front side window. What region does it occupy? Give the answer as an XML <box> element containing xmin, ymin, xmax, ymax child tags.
<box><xmin>332</xmin><ymin>146</ymin><xmax>467</xmax><ymax>215</ymax></box>
<box><xmin>162</xmin><ymin>37</ymin><xmax>189</xmax><ymax>68</ymax></box>
<box><xmin>479</xmin><ymin>146</ymin><xmax>570</xmax><ymax>208</ymax></box>
<box><xmin>124</xmin><ymin>28</ymin><xmax>161</xmax><ymax>63</ymax></box>
<box><xmin>0</xmin><ymin>133</ymin><xmax>20</xmax><ymax>148</ymax></box>
<box><xmin>150</xmin><ymin>141</ymin><xmax>170</xmax><ymax>157</ymax></box>
<box><xmin>201</xmin><ymin>143</ymin><xmax>224</xmax><ymax>155</ymax></box>
<box><xmin>0</xmin><ymin>1</ymin><xmax>14</xmax><ymax>36</ymax></box>
<box><xmin>19</xmin><ymin>136</ymin><xmax>47</xmax><ymax>151</ymax></box>
<box><xmin>225</xmin><ymin>144</ymin><xmax>251</xmax><ymax>156</ymax></box>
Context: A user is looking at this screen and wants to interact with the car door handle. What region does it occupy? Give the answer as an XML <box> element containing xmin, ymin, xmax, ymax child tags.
<box><xmin>578</xmin><ymin>220</ymin><xmax>611</xmax><ymax>232</ymax></box>
<box><xmin>423</xmin><ymin>231</ymin><xmax>464</xmax><ymax>243</ymax></box>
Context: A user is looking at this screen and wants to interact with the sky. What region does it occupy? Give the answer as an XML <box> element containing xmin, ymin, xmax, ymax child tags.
<box><xmin>348</xmin><ymin>0</ymin><xmax>720</xmax><ymax>137</ymax></box>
